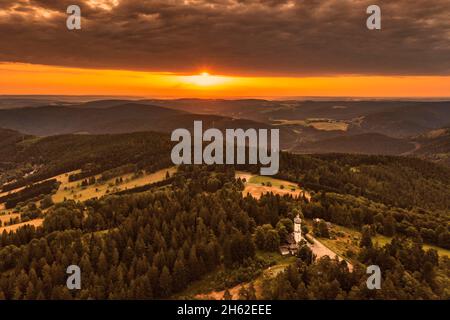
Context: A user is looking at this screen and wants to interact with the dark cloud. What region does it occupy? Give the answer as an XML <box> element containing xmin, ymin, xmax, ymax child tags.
<box><xmin>0</xmin><ymin>0</ymin><xmax>449</xmax><ymax>75</ymax></box>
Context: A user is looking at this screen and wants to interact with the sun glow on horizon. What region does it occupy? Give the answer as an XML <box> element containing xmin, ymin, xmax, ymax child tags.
<box><xmin>180</xmin><ymin>71</ymin><xmax>231</xmax><ymax>87</ymax></box>
<box><xmin>0</xmin><ymin>63</ymin><xmax>450</xmax><ymax>98</ymax></box>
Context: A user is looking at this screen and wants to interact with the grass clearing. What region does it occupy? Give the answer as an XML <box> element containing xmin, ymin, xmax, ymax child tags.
<box><xmin>306</xmin><ymin>220</ymin><xmax>450</xmax><ymax>260</ymax></box>
<box><xmin>249</xmin><ymin>176</ymin><xmax>299</xmax><ymax>190</ymax></box>
<box><xmin>272</xmin><ymin>119</ymin><xmax>308</xmax><ymax>126</ymax></box>
<box><xmin>0</xmin><ymin>167</ymin><xmax>177</xmax><ymax>233</ymax></box>
<box><xmin>272</xmin><ymin>119</ymin><xmax>349</xmax><ymax>131</ymax></box>
<box><xmin>0</xmin><ymin>218</ymin><xmax>44</xmax><ymax>233</ymax></box>
<box><xmin>372</xmin><ymin>234</ymin><xmax>450</xmax><ymax>258</ymax></box>
<box><xmin>0</xmin><ymin>213</ymin><xmax>20</xmax><ymax>224</ymax></box>
<box><xmin>53</xmin><ymin>167</ymin><xmax>177</xmax><ymax>203</ymax></box>
<box><xmin>0</xmin><ymin>170</ymin><xmax>81</xmax><ymax>200</ymax></box>
<box><xmin>236</xmin><ymin>172</ymin><xmax>310</xmax><ymax>200</ymax></box>
<box><xmin>309</xmin><ymin>121</ymin><xmax>348</xmax><ymax>131</ymax></box>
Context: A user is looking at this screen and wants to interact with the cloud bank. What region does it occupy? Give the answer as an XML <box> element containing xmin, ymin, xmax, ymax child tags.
<box><xmin>0</xmin><ymin>0</ymin><xmax>449</xmax><ymax>76</ymax></box>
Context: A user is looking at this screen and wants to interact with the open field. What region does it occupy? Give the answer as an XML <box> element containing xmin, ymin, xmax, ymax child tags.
<box><xmin>309</xmin><ymin>221</ymin><xmax>450</xmax><ymax>261</ymax></box>
<box><xmin>52</xmin><ymin>167</ymin><xmax>177</xmax><ymax>203</ymax></box>
<box><xmin>0</xmin><ymin>169</ymin><xmax>81</xmax><ymax>203</ymax></box>
<box><xmin>0</xmin><ymin>167</ymin><xmax>177</xmax><ymax>233</ymax></box>
<box><xmin>0</xmin><ymin>218</ymin><xmax>44</xmax><ymax>233</ymax></box>
<box><xmin>0</xmin><ymin>186</ymin><xmax>26</xmax><ymax>199</ymax></box>
<box><xmin>372</xmin><ymin>233</ymin><xmax>450</xmax><ymax>258</ymax></box>
<box><xmin>272</xmin><ymin>119</ymin><xmax>349</xmax><ymax>131</ymax></box>
<box><xmin>272</xmin><ymin>119</ymin><xmax>308</xmax><ymax>126</ymax></box>
<box><xmin>0</xmin><ymin>213</ymin><xmax>20</xmax><ymax>225</ymax></box>
<box><xmin>236</xmin><ymin>171</ymin><xmax>310</xmax><ymax>200</ymax></box>
<box><xmin>53</xmin><ymin>170</ymin><xmax>82</xmax><ymax>184</ymax></box>
<box><xmin>249</xmin><ymin>175</ymin><xmax>299</xmax><ymax>189</ymax></box>
<box><xmin>309</xmin><ymin>121</ymin><xmax>348</xmax><ymax>131</ymax></box>
<box><xmin>235</xmin><ymin>171</ymin><xmax>253</xmax><ymax>182</ymax></box>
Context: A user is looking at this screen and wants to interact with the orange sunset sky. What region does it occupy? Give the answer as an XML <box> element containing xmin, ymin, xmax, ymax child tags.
<box><xmin>1</xmin><ymin>63</ymin><xmax>450</xmax><ymax>98</ymax></box>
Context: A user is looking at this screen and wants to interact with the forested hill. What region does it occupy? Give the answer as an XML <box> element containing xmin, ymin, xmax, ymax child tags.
<box><xmin>294</xmin><ymin>133</ymin><xmax>414</xmax><ymax>155</ymax></box>
<box><xmin>0</xmin><ymin>165</ymin><xmax>447</xmax><ymax>300</ymax></box>
<box><xmin>1</xmin><ymin>128</ymin><xmax>449</xmax><ymax>212</ymax></box>
<box><xmin>0</xmin><ymin>104</ymin><xmax>185</xmax><ymax>136</ymax></box>
<box><xmin>276</xmin><ymin>153</ymin><xmax>450</xmax><ymax>211</ymax></box>
<box><xmin>0</xmin><ymin>128</ymin><xmax>30</xmax><ymax>160</ymax></box>
<box><xmin>413</xmin><ymin>128</ymin><xmax>450</xmax><ymax>166</ymax></box>
<box><xmin>0</xmin><ymin>129</ymin><xmax>449</xmax><ymax>300</ymax></box>
<box><xmin>0</xmin><ymin>130</ymin><xmax>173</xmax><ymax>190</ymax></box>
<box><xmin>0</xmin><ymin>104</ymin><xmax>294</xmax><ymax>146</ymax></box>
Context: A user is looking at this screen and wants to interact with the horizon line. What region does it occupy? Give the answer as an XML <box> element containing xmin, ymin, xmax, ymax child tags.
<box><xmin>1</xmin><ymin>94</ymin><xmax>450</xmax><ymax>101</ymax></box>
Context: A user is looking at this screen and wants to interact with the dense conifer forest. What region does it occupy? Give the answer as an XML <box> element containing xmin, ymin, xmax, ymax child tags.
<box><xmin>0</xmin><ymin>130</ymin><xmax>448</xmax><ymax>300</ymax></box>
<box><xmin>0</xmin><ymin>164</ymin><xmax>448</xmax><ymax>299</ymax></box>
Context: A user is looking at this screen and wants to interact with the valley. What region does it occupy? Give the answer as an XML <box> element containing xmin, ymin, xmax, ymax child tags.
<box><xmin>0</xmin><ymin>99</ymin><xmax>449</xmax><ymax>164</ymax></box>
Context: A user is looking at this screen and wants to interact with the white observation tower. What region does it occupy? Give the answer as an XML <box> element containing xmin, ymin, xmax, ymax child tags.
<box><xmin>294</xmin><ymin>215</ymin><xmax>302</xmax><ymax>243</ymax></box>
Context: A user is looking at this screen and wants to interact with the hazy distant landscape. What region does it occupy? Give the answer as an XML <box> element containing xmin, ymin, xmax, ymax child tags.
<box><xmin>1</xmin><ymin>97</ymin><xmax>449</xmax><ymax>166</ymax></box>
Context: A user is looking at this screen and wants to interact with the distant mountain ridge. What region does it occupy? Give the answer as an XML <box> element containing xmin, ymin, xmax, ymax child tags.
<box><xmin>0</xmin><ymin>98</ymin><xmax>449</xmax><ymax>163</ymax></box>
<box><xmin>0</xmin><ymin>103</ymin><xmax>298</xmax><ymax>150</ymax></box>
<box><xmin>0</xmin><ymin>103</ymin><xmax>185</xmax><ymax>136</ymax></box>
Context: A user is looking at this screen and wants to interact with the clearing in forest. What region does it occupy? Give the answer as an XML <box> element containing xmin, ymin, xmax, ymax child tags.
<box><xmin>235</xmin><ymin>171</ymin><xmax>310</xmax><ymax>200</ymax></box>
<box><xmin>0</xmin><ymin>167</ymin><xmax>177</xmax><ymax>233</ymax></box>
<box><xmin>52</xmin><ymin>167</ymin><xmax>177</xmax><ymax>203</ymax></box>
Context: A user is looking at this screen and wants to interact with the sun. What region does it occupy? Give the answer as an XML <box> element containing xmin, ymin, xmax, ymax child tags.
<box><xmin>180</xmin><ymin>71</ymin><xmax>230</xmax><ymax>87</ymax></box>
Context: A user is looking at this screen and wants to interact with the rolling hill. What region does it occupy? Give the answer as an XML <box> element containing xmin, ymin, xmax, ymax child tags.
<box><xmin>0</xmin><ymin>103</ymin><xmax>298</xmax><ymax>149</ymax></box>
<box><xmin>0</xmin><ymin>98</ymin><xmax>449</xmax><ymax>160</ymax></box>
<box><xmin>0</xmin><ymin>104</ymin><xmax>186</xmax><ymax>136</ymax></box>
<box><xmin>0</xmin><ymin>130</ymin><xmax>174</xmax><ymax>190</ymax></box>
<box><xmin>294</xmin><ymin>133</ymin><xmax>415</xmax><ymax>155</ymax></box>
<box><xmin>412</xmin><ymin>128</ymin><xmax>450</xmax><ymax>166</ymax></box>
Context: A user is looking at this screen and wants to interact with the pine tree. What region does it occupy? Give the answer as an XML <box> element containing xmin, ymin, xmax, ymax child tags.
<box><xmin>223</xmin><ymin>289</ymin><xmax>232</xmax><ymax>300</ymax></box>
<box><xmin>159</xmin><ymin>266</ymin><xmax>172</xmax><ymax>298</ymax></box>
<box><xmin>172</xmin><ymin>258</ymin><xmax>187</xmax><ymax>292</ymax></box>
<box><xmin>360</xmin><ymin>225</ymin><xmax>373</xmax><ymax>248</ymax></box>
